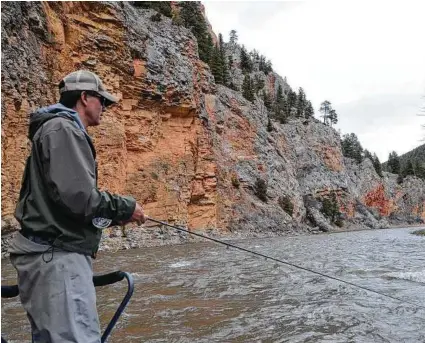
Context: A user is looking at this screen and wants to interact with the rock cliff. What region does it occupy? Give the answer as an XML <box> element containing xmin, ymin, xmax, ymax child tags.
<box><xmin>2</xmin><ymin>2</ymin><xmax>424</xmax><ymax>251</ymax></box>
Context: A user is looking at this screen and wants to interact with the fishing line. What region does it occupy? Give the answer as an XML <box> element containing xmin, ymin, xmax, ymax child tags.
<box><xmin>147</xmin><ymin>217</ymin><xmax>424</xmax><ymax>309</ymax></box>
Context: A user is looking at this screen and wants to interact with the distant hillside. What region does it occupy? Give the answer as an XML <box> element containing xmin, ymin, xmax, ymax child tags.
<box><xmin>383</xmin><ymin>143</ymin><xmax>425</xmax><ymax>172</ymax></box>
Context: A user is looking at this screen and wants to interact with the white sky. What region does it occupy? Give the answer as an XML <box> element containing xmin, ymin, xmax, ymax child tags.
<box><xmin>204</xmin><ymin>1</ymin><xmax>425</xmax><ymax>161</ymax></box>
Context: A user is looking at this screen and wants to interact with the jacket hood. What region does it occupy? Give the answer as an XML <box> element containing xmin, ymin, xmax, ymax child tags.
<box><xmin>29</xmin><ymin>103</ymin><xmax>86</xmax><ymax>140</ymax></box>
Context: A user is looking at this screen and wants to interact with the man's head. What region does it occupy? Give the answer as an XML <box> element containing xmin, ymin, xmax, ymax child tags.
<box><xmin>58</xmin><ymin>70</ymin><xmax>118</xmax><ymax>127</ymax></box>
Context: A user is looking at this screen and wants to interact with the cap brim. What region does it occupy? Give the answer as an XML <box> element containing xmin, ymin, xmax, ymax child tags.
<box><xmin>98</xmin><ymin>91</ymin><xmax>118</xmax><ymax>107</ymax></box>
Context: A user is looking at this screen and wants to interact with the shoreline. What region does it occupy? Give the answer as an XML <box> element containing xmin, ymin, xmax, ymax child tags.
<box><xmin>2</xmin><ymin>223</ymin><xmax>424</xmax><ymax>259</ymax></box>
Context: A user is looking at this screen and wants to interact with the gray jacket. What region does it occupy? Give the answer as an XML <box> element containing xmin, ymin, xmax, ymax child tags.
<box><xmin>13</xmin><ymin>103</ymin><xmax>136</xmax><ymax>257</ymax></box>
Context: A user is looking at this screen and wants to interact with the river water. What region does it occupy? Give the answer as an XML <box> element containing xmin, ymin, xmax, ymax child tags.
<box><xmin>2</xmin><ymin>227</ymin><xmax>425</xmax><ymax>342</ymax></box>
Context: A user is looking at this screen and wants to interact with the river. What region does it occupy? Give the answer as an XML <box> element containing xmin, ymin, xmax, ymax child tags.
<box><xmin>2</xmin><ymin>227</ymin><xmax>425</xmax><ymax>342</ymax></box>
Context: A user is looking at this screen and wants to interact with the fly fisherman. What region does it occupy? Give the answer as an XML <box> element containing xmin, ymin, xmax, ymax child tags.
<box><xmin>8</xmin><ymin>70</ymin><xmax>146</xmax><ymax>343</ymax></box>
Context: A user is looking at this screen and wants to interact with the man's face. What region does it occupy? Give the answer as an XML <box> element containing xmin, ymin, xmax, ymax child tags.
<box><xmin>84</xmin><ymin>92</ymin><xmax>105</xmax><ymax>126</ymax></box>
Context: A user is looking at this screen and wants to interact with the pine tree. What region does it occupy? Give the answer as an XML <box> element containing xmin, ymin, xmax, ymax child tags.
<box><xmin>240</xmin><ymin>45</ymin><xmax>252</xmax><ymax>73</ymax></box>
<box><xmin>304</xmin><ymin>101</ymin><xmax>314</xmax><ymax>119</ymax></box>
<box><xmin>264</xmin><ymin>59</ymin><xmax>273</xmax><ymax>74</ymax></box>
<box><xmin>320</xmin><ymin>100</ymin><xmax>331</xmax><ymax>124</ymax></box>
<box><xmin>179</xmin><ymin>2</ymin><xmax>213</xmax><ymax>63</ymax></box>
<box><xmin>229</xmin><ymin>29</ymin><xmax>238</xmax><ymax>45</ymax></box>
<box><xmin>363</xmin><ymin>149</ymin><xmax>373</xmax><ymax>161</ymax></box>
<box><xmin>258</xmin><ymin>55</ymin><xmax>265</xmax><ymax>72</ymax></box>
<box><xmin>402</xmin><ymin>159</ymin><xmax>415</xmax><ymax>177</ymax></box>
<box><xmin>218</xmin><ymin>33</ymin><xmax>230</xmax><ymax>86</ymax></box>
<box><xmin>132</xmin><ymin>1</ymin><xmax>172</xmax><ymax>17</ymax></box>
<box><xmin>296</xmin><ymin>87</ymin><xmax>306</xmax><ymax>118</ymax></box>
<box><xmin>287</xmin><ymin>90</ymin><xmax>297</xmax><ymax>117</ymax></box>
<box><xmin>372</xmin><ymin>153</ymin><xmax>383</xmax><ymax>177</ymax></box>
<box><xmin>242</xmin><ymin>74</ymin><xmax>254</xmax><ymax>102</ymax></box>
<box><xmin>341</xmin><ymin>133</ymin><xmax>363</xmax><ymax>163</ymax></box>
<box><xmin>228</xmin><ymin>56</ymin><xmax>234</xmax><ymax>69</ymax></box>
<box><xmin>321</xmin><ymin>192</ymin><xmax>340</xmax><ymax>223</ymax></box>
<box><xmin>276</xmin><ymin>84</ymin><xmax>284</xmax><ymax>103</ymax></box>
<box><xmin>328</xmin><ymin>109</ymin><xmax>338</xmax><ymax>126</ymax></box>
<box><xmin>414</xmin><ymin>160</ymin><xmax>425</xmax><ymax>179</ymax></box>
<box><xmin>387</xmin><ymin>151</ymin><xmax>400</xmax><ymax>174</ymax></box>
<box><xmin>319</xmin><ymin>100</ymin><xmax>338</xmax><ymax>126</ymax></box>
<box><xmin>271</xmin><ymin>84</ymin><xmax>286</xmax><ymax>123</ymax></box>
<box><xmin>267</xmin><ymin>116</ymin><xmax>273</xmax><ymax>132</ymax></box>
<box><xmin>210</xmin><ymin>45</ymin><xmax>223</xmax><ymax>84</ymax></box>
<box><xmin>262</xmin><ymin>90</ymin><xmax>272</xmax><ymax>110</ymax></box>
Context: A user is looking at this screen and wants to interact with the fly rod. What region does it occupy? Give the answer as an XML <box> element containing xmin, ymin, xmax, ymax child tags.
<box><xmin>147</xmin><ymin>217</ymin><xmax>424</xmax><ymax>309</ymax></box>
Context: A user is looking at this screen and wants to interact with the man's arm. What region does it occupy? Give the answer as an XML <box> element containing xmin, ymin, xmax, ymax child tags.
<box><xmin>39</xmin><ymin>124</ymin><xmax>136</xmax><ymax>223</ymax></box>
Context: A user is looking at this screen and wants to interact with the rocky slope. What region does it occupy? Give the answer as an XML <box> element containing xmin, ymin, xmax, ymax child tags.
<box><xmin>2</xmin><ymin>2</ymin><xmax>424</xmax><ymax>253</ymax></box>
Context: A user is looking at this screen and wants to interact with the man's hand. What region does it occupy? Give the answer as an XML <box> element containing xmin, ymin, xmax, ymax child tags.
<box><xmin>119</xmin><ymin>202</ymin><xmax>146</xmax><ymax>226</ymax></box>
<box><xmin>130</xmin><ymin>202</ymin><xmax>146</xmax><ymax>225</ymax></box>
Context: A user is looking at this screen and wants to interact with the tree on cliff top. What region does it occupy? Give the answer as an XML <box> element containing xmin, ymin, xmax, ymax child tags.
<box><xmin>179</xmin><ymin>2</ymin><xmax>213</xmax><ymax>63</ymax></box>
<box><xmin>319</xmin><ymin>100</ymin><xmax>338</xmax><ymax>126</ymax></box>
<box><xmin>341</xmin><ymin>133</ymin><xmax>363</xmax><ymax>164</ymax></box>
<box><xmin>387</xmin><ymin>151</ymin><xmax>401</xmax><ymax>174</ymax></box>
<box><xmin>132</xmin><ymin>2</ymin><xmax>172</xmax><ymax>18</ymax></box>
<box><xmin>229</xmin><ymin>29</ymin><xmax>238</xmax><ymax>45</ymax></box>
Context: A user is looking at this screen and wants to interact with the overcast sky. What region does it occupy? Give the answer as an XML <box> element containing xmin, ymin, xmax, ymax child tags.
<box><xmin>204</xmin><ymin>1</ymin><xmax>425</xmax><ymax>161</ymax></box>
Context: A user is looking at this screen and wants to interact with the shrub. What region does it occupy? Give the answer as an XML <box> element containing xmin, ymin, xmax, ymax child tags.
<box><xmin>334</xmin><ymin>217</ymin><xmax>344</xmax><ymax>228</ymax></box>
<box><xmin>320</xmin><ymin>192</ymin><xmax>341</xmax><ymax>225</ymax></box>
<box><xmin>254</xmin><ymin>178</ymin><xmax>268</xmax><ymax>202</ymax></box>
<box><xmin>278</xmin><ymin>196</ymin><xmax>294</xmax><ymax>216</ymax></box>
<box><xmin>231</xmin><ymin>174</ymin><xmax>240</xmax><ymax>188</ymax></box>
<box><xmin>150</xmin><ymin>13</ymin><xmax>162</xmax><ymax>22</ymax></box>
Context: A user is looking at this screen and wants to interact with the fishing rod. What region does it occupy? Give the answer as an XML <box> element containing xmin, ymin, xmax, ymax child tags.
<box><xmin>147</xmin><ymin>217</ymin><xmax>424</xmax><ymax>309</ymax></box>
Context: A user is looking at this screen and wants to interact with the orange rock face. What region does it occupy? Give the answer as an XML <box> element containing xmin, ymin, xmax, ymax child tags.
<box><xmin>363</xmin><ymin>184</ymin><xmax>394</xmax><ymax>216</ymax></box>
<box><xmin>1</xmin><ymin>2</ymin><xmax>218</xmax><ymax>230</ymax></box>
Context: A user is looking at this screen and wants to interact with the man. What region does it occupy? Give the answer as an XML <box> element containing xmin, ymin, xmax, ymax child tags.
<box><xmin>8</xmin><ymin>70</ymin><xmax>146</xmax><ymax>343</ymax></box>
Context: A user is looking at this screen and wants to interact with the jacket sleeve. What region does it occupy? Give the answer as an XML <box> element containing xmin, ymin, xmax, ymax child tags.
<box><xmin>39</xmin><ymin>124</ymin><xmax>136</xmax><ymax>224</ymax></box>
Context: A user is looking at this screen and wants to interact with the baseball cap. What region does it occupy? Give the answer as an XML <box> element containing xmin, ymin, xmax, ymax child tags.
<box><xmin>59</xmin><ymin>70</ymin><xmax>118</xmax><ymax>106</ymax></box>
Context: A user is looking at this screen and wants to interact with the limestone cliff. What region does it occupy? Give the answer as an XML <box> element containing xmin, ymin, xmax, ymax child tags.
<box><xmin>2</xmin><ymin>2</ymin><xmax>424</xmax><ymax>246</ymax></box>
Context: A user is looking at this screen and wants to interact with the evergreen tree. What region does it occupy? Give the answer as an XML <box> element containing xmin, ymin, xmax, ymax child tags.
<box><xmin>328</xmin><ymin>109</ymin><xmax>338</xmax><ymax>126</ymax></box>
<box><xmin>363</xmin><ymin>149</ymin><xmax>373</xmax><ymax>162</ymax></box>
<box><xmin>296</xmin><ymin>87</ymin><xmax>306</xmax><ymax>118</ymax></box>
<box><xmin>387</xmin><ymin>151</ymin><xmax>400</xmax><ymax>174</ymax></box>
<box><xmin>228</xmin><ymin>56</ymin><xmax>234</xmax><ymax>69</ymax></box>
<box><xmin>271</xmin><ymin>84</ymin><xmax>286</xmax><ymax>123</ymax></box>
<box><xmin>210</xmin><ymin>45</ymin><xmax>223</xmax><ymax>84</ymax></box>
<box><xmin>254</xmin><ymin>178</ymin><xmax>268</xmax><ymax>202</ymax></box>
<box><xmin>172</xmin><ymin>11</ymin><xmax>184</xmax><ymax>25</ymax></box>
<box><xmin>372</xmin><ymin>153</ymin><xmax>383</xmax><ymax>177</ymax></box>
<box><xmin>341</xmin><ymin>133</ymin><xmax>363</xmax><ymax>163</ymax></box>
<box><xmin>180</xmin><ymin>2</ymin><xmax>213</xmax><ymax>63</ymax></box>
<box><xmin>258</xmin><ymin>55</ymin><xmax>265</xmax><ymax>72</ymax></box>
<box><xmin>321</xmin><ymin>192</ymin><xmax>341</xmax><ymax>224</ymax></box>
<box><xmin>276</xmin><ymin>84</ymin><xmax>284</xmax><ymax>103</ymax></box>
<box><xmin>319</xmin><ymin>100</ymin><xmax>338</xmax><ymax>126</ymax></box>
<box><xmin>218</xmin><ymin>33</ymin><xmax>230</xmax><ymax>86</ymax></box>
<box><xmin>229</xmin><ymin>29</ymin><xmax>238</xmax><ymax>44</ymax></box>
<box><xmin>304</xmin><ymin>101</ymin><xmax>314</xmax><ymax>119</ymax></box>
<box><xmin>132</xmin><ymin>1</ymin><xmax>172</xmax><ymax>17</ymax></box>
<box><xmin>242</xmin><ymin>74</ymin><xmax>254</xmax><ymax>102</ymax></box>
<box><xmin>264</xmin><ymin>59</ymin><xmax>273</xmax><ymax>74</ymax></box>
<box><xmin>240</xmin><ymin>45</ymin><xmax>252</xmax><ymax>73</ymax></box>
<box><xmin>262</xmin><ymin>90</ymin><xmax>272</xmax><ymax>111</ymax></box>
<box><xmin>267</xmin><ymin>116</ymin><xmax>273</xmax><ymax>132</ymax></box>
<box><xmin>319</xmin><ymin>100</ymin><xmax>331</xmax><ymax>124</ymax></box>
<box><xmin>402</xmin><ymin>159</ymin><xmax>415</xmax><ymax>178</ymax></box>
<box><xmin>414</xmin><ymin>160</ymin><xmax>425</xmax><ymax>179</ymax></box>
<box><xmin>287</xmin><ymin>90</ymin><xmax>297</xmax><ymax>117</ymax></box>
<box><xmin>253</xmin><ymin>75</ymin><xmax>265</xmax><ymax>94</ymax></box>
<box><xmin>250</xmin><ymin>49</ymin><xmax>260</xmax><ymax>63</ymax></box>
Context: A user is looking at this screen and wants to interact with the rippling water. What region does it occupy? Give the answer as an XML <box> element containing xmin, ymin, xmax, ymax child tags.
<box><xmin>2</xmin><ymin>227</ymin><xmax>425</xmax><ymax>342</ymax></box>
